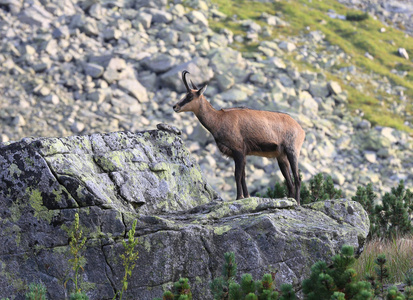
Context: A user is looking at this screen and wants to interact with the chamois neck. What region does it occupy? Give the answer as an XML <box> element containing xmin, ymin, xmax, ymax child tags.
<box><xmin>194</xmin><ymin>96</ymin><xmax>220</xmax><ymax>134</ymax></box>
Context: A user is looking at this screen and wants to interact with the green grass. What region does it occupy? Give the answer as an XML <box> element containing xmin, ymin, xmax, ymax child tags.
<box><xmin>353</xmin><ymin>236</ymin><xmax>413</xmax><ymax>283</ymax></box>
<box><xmin>209</xmin><ymin>0</ymin><xmax>413</xmax><ymax>134</ymax></box>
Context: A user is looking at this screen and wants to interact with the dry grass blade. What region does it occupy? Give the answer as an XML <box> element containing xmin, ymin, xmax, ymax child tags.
<box><xmin>354</xmin><ymin>235</ymin><xmax>413</xmax><ymax>283</ymax></box>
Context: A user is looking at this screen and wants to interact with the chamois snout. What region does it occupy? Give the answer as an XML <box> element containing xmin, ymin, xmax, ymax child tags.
<box><xmin>173</xmin><ymin>94</ymin><xmax>190</xmax><ymax>113</ymax></box>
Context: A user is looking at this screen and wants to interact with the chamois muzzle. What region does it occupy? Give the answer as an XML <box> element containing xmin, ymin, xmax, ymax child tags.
<box><xmin>173</xmin><ymin>104</ymin><xmax>180</xmax><ymax>112</ymax></box>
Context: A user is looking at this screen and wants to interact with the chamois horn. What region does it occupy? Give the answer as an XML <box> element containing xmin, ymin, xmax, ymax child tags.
<box><xmin>182</xmin><ymin>70</ymin><xmax>190</xmax><ymax>91</ymax></box>
<box><xmin>190</xmin><ymin>79</ymin><xmax>198</xmax><ymax>90</ymax></box>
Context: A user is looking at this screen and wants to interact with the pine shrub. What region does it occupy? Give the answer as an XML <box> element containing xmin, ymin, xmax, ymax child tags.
<box><xmin>386</xmin><ymin>285</ymin><xmax>404</xmax><ymax>300</ymax></box>
<box><xmin>258</xmin><ymin>173</ymin><xmax>342</xmax><ymax>204</ymax></box>
<box><xmin>405</xmin><ymin>269</ymin><xmax>413</xmax><ymax>300</ymax></box>
<box><xmin>346</xmin><ymin>12</ymin><xmax>369</xmax><ymax>21</ymax></box>
<box><xmin>25</xmin><ymin>282</ymin><xmax>47</xmax><ymax>300</ymax></box>
<box><xmin>302</xmin><ymin>245</ymin><xmax>372</xmax><ymax>299</ymax></box>
<box><xmin>153</xmin><ymin>278</ymin><xmax>192</xmax><ymax>300</ymax></box>
<box><xmin>259</xmin><ymin>181</ymin><xmax>286</xmax><ymax>199</ymax></box>
<box><xmin>374</xmin><ymin>181</ymin><xmax>413</xmax><ymax>238</ymax></box>
<box><xmin>352</xmin><ymin>180</ymin><xmax>413</xmax><ymax>239</ymax></box>
<box><xmin>210</xmin><ymin>252</ymin><xmax>292</xmax><ymax>300</ymax></box>
<box><xmin>173</xmin><ymin>278</ymin><xmax>192</xmax><ymax>300</ymax></box>
<box><xmin>278</xmin><ymin>284</ymin><xmax>295</xmax><ymax>300</ymax></box>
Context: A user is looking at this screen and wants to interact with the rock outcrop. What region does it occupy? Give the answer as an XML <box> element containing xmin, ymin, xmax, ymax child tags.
<box><xmin>0</xmin><ymin>127</ymin><xmax>369</xmax><ymax>299</ymax></box>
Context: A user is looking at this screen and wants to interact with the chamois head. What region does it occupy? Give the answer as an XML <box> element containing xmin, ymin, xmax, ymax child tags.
<box><xmin>173</xmin><ymin>70</ymin><xmax>207</xmax><ymax>113</ymax></box>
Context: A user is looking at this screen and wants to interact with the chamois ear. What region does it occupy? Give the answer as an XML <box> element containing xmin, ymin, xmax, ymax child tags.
<box><xmin>197</xmin><ymin>85</ymin><xmax>207</xmax><ymax>96</ymax></box>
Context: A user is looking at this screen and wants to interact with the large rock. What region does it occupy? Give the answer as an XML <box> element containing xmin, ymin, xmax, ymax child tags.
<box><xmin>17</xmin><ymin>5</ymin><xmax>53</xmax><ymax>28</ymax></box>
<box><xmin>145</xmin><ymin>8</ymin><xmax>173</xmax><ymax>24</ymax></box>
<box><xmin>118</xmin><ymin>78</ymin><xmax>149</xmax><ymax>103</ymax></box>
<box><xmin>0</xmin><ymin>128</ymin><xmax>369</xmax><ymax>299</ymax></box>
<box><xmin>141</xmin><ymin>53</ymin><xmax>177</xmax><ymax>74</ymax></box>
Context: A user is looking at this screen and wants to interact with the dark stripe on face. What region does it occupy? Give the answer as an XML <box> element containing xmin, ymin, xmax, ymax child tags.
<box><xmin>179</xmin><ymin>93</ymin><xmax>194</xmax><ymax>107</ymax></box>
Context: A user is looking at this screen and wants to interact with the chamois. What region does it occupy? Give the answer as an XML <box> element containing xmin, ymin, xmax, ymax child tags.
<box><xmin>173</xmin><ymin>70</ymin><xmax>306</xmax><ymax>205</ymax></box>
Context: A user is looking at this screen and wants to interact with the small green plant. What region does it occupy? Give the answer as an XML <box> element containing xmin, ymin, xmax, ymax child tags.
<box><xmin>374</xmin><ymin>181</ymin><xmax>413</xmax><ymax>239</ymax></box>
<box><xmin>258</xmin><ymin>181</ymin><xmax>287</xmax><ymax>199</ymax></box>
<box><xmin>302</xmin><ymin>245</ymin><xmax>373</xmax><ymax>299</ymax></box>
<box><xmin>113</xmin><ymin>219</ymin><xmax>140</xmax><ymax>300</ymax></box>
<box><xmin>361</xmin><ymin>251</ymin><xmax>413</xmax><ymax>299</ymax></box>
<box><xmin>25</xmin><ymin>282</ymin><xmax>47</xmax><ymax>300</ymax></box>
<box><xmin>173</xmin><ymin>278</ymin><xmax>192</xmax><ymax>300</ymax></box>
<box><xmin>69</xmin><ymin>292</ymin><xmax>89</xmax><ymax>300</ymax></box>
<box><xmin>65</xmin><ymin>213</ymin><xmax>88</xmax><ymax>299</ymax></box>
<box><xmin>210</xmin><ymin>251</ymin><xmax>237</xmax><ymax>300</ymax></box>
<box><xmin>375</xmin><ymin>254</ymin><xmax>389</xmax><ymax>297</ymax></box>
<box><xmin>352</xmin><ymin>183</ymin><xmax>376</xmax><ymax>216</ymax></box>
<box><xmin>331</xmin><ymin>292</ymin><xmax>346</xmax><ymax>300</ymax></box>
<box><xmin>352</xmin><ymin>183</ymin><xmax>378</xmax><ymax>234</ymax></box>
<box><xmin>346</xmin><ymin>12</ymin><xmax>369</xmax><ymax>21</ymax></box>
<box><xmin>258</xmin><ymin>173</ymin><xmax>342</xmax><ymax>204</ymax></box>
<box><xmin>352</xmin><ymin>181</ymin><xmax>412</xmax><ymax>239</ymax></box>
<box><xmin>405</xmin><ymin>269</ymin><xmax>413</xmax><ymax>287</ymax></box>
<box><xmin>304</xmin><ymin>173</ymin><xmax>342</xmax><ymax>204</ymax></box>
<box><xmin>153</xmin><ymin>277</ymin><xmax>192</xmax><ymax>300</ymax></box>
<box><xmin>405</xmin><ymin>287</ymin><xmax>413</xmax><ymax>300</ymax></box>
<box><xmin>278</xmin><ymin>284</ymin><xmax>295</xmax><ymax>300</ymax></box>
<box><xmin>210</xmin><ymin>252</ymin><xmax>293</xmax><ymax>300</ymax></box>
<box><xmin>386</xmin><ymin>285</ymin><xmax>404</xmax><ymax>300</ymax></box>
<box><xmin>404</xmin><ymin>269</ymin><xmax>413</xmax><ymax>300</ymax></box>
<box><xmin>365</xmin><ymin>254</ymin><xmax>389</xmax><ymax>298</ymax></box>
<box><xmin>256</xmin><ymin>273</ymin><xmax>279</xmax><ymax>300</ymax></box>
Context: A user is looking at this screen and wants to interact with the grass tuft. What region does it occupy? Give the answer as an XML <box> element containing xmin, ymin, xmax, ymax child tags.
<box><xmin>354</xmin><ymin>236</ymin><xmax>413</xmax><ymax>283</ymax></box>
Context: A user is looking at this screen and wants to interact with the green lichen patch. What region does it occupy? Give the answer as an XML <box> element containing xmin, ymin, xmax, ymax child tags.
<box><xmin>305</xmin><ymin>199</ymin><xmax>369</xmax><ymax>234</ymax></box>
<box><xmin>0</xmin><ymin>259</ymin><xmax>26</xmax><ymax>294</ymax></box>
<box><xmin>149</xmin><ymin>162</ymin><xmax>169</xmax><ymax>172</ymax></box>
<box><xmin>36</xmin><ymin>138</ymin><xmax>68</xmax><ymax>156</ymax></box>
<box><xmin>94</xmin><ymin>151</ymin><xmax>125</xmax><ymax>172</ymax></box>
<box><xmin>213</xmin><ymin>225</ymin><xmax>233</xmax><ymax>235</ymax></box>
<box><xmin>8</xmin><ymin>163</ymin><xmax>22</xmax><ymax>177</ymax></box>
<box><xmin>27</xmin><ymin>188</ymin><xmax>57</xmax><ymax>223</ymax></box>
<box><xmin>9</xmin><ymin>199</ymin><xmax>23</xmax><ymax>223</ymax></box>
<box><xmin>80</xmin><ymin>281</ymin><xmax>96</xmax><ymax>293</ymax></box>
<box><xmin>197</xmin><ymin>197</ymin><xmax>296</xmax><ymax>221</ymax></box>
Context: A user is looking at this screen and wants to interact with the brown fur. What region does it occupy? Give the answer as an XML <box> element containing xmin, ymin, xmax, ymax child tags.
<box><xmin>173</xmin><ymin>71</ymin><xmax>305</xmax><ymax>204</ymax></box>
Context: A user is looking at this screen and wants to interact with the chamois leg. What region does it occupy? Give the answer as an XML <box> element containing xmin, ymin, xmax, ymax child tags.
<box><xmin>287</xmin><ymin>151</ymin><xmax>301</xmax><ymax>205</ymax></box>
<box><xmin>277</xmin><ymin>156</ymin><xmax>294</xmax><ymax>199</ymax></box>
<box><xmin>233</xmin><ymin>151</ymin><xmax>246</xmax><ymax>200</ymax></box>
<box><xmin>241</xmin><ymin>167</ymin><xmax>250</xmax><ymax>198</ymax></box>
